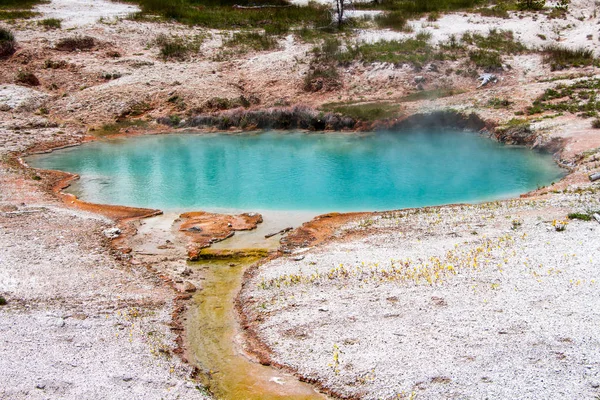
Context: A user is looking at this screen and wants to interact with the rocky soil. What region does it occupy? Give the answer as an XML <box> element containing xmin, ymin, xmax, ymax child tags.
<box><xmin>241</xmin><ymin>184</ymin><xmax>600</xmax><ymax>399</ymax></box>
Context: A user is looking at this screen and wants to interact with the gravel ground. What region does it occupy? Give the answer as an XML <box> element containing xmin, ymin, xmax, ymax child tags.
<box><xmin>241</xmin><ymin>188</ymin><xmax>600</xmax><ymax>399</ymax></box>
<box><xmin>0</xmin><ymin>178</ymin><xmax>207</xmax><ymax>399</ymax></box>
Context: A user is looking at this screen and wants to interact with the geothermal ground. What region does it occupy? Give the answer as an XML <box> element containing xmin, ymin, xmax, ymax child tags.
<box><xmin>1</xmin><ymin>0</ymin><xmax>600</xmax><ymax>399</ymax></box>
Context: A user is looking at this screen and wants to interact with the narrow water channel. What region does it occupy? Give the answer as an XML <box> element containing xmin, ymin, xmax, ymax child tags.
<box><xmin>184</xmin><ymin>254</ymin><xmax>327</xmax><ymax>400</ymax></box>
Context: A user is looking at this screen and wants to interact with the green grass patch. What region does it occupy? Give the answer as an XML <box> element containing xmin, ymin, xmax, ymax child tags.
<box><xmin>567</xmin><ymin>212</ymin><xmax>592</xmax><ymax>221</ymax></box>
<box><xmin>398</xmin><ymin>87</ymin><xmax>463</xmax><ymax>102</ymax></box>
<box><xmin>461</xmin><ymin>28</ymin><xmax>527</xmax><ymax>54</ymax></box>
<box><xmin>354</xmin><ymin>0</ymin><xmax>484</xmax><ymax>13</ymax></box>
<box><xmin>154</xmin><ymin>33</ymin><xmax>202</xmax><ymax>60</ymax></box>
<box><xmin>469</xmin><ymin>49</ymin><xmax>502</xmax><ymax>70</ymax></box>
<box><xmin>39</xmin><ymin>18</ymin><xmax>61</xmax><ymax>28</ymax></box>
<box><xmin>527</xmin><ymin>78</ymin><xmax>600</xmax><ymax>117</ymax></box>
<box><xmin>374</xmin><ymin>11</ymin><xmax>412</xmax><ymax>31</ymax></box>
<box><xmin>487</xmin><ymin>97</ymin><xmax>512</xmax><ymax>108</ymax></box>
<box><xmin>0</xmin><ymin>10</ymin><xmax>39</xmax><ymax>20</ymax></box>
<box><xmin>543</xmin><ymin>44</ymin><xmax>596</xmax><ymax>71</ymax></box>
<box><xmin>223</xmin><ymin>31</ymin><xmax>279</xmax><ymax>52</ymax></box>
<box><xmin>123</xmin><ymin>0</ymin><xmax>330</xmax><ymax>31</ymax></box>
<box><xmin>0</xmin><ymin>0</ymin><xmax>46</xmax><ymax>19</ymax></box>
<box><xmin>320</xmin><ymin>101</ymin><xmax>401</xmax><ymax>121</ymax></box>
<box><xmin>335</xmin><ymin>34</ymin><xmax>438</xmax><ymax>68</ymax></box>
<box><xmin>90</xmin><ymin>120</ymin><xmax>148</xmax><ymax>136</ymax></box>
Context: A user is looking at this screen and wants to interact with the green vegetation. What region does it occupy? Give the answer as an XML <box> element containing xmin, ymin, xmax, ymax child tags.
<box><xmin>90</xmin><ymin>120</ymin><xmax>148</xmax><ymax>136</ymax></box>
<box><xmin>154</xmin><ymin>33</ymin><xmax>202</xmax><ymax>60</ymax></box>
<box><xmin>223</xmin><ymin>31</ymin><xmax>279</xmax><ymax>52</ymax></box>
<box><xmin>0</xmin><ymin>26</ymin><xmax>15</xmax><ymax>58</ymax></box>
<box><xmin>487</xmin><ymin>97</ymin><xmax>512</xmax><ymax>108</ymax></box>
<box><xmin>461</xmin><ymin>28</ymin><xmax>527</xmax><ymax>54</ymax></box>
<box><xmin>354</xmin><ymin>0</ymin><xmax>484</xmax><ymax>13</ymax></box>
<box><xmin>460</xmin><ymin>28</ymin><xmax>527</xmax><ymax>70</ymax></box>
<box><xmin>477</xmin><ymin>3</ymin><xmax>512</xmax><ymax>18</ymax></box>
<box><xmin>567</xmin><ymin>212</ymin><xmax>592</xmax><ymax>221</ymax></box>
<box><xmin>517</xmin><ymin>0</ymin><xmax>545</xmax><ymax>10</ymax></box>
<box><xmin>373</xmin><ymin>11</ymin><xmax>412</xmax><ymax>31</ymax></box>
<box><xmin>592</xmin><ymin>118</ymin><xmax>600</xmax><ymax>129</ymax></box>
<box><xmin>335</xmin><ymin>33</ymin><xmax>437</xmax><ymax>68</ymax></box>
<box><xmin>398</xmin><ymin>87</ymin><xmax>463</xmax><ymax>102</ymax></box>
<box><xmin>123</xmin><ymin>0</ymin><xmax>330</xmax><ymax>31</ymax></box>
<box><xmin>542</xmin><ymin>44</ymin><xmax>596</xmax><ymax>71</ymax></box>
<box><xmin>526</xmin><ymin>78</ymin><xmax>600</xmax><ymax>117</ymax></box>
<box><xmin>320</xmin><ymin>101</ymin><xmax>401</xmax><ymax>121</ymax></box>
<box><xmin>0</xmin><ymin>0</ymin><xmax>45</xmax><ymax>20</ymax></box>
<box><xmin>55</xmin><ymin>36</ymin><xmax>95</xmax><ymax>51</ymax></box>
<box><xmin>39</xmin><ymin>18</ymin><xmax>61</xmax><ymax>29</ymax></box>
<box><xmin>469</xmin><ymin>49</ymin><xmax>502</xmax><ymax>70</ymax></box>
<box><xmin>0</xmin><ymin>10</ymin><xmax>38</xmax><ymax>20</ymax></box>
<box><xmin>0</xmin><ymin>295</ymin><xmax>5</xmax><ymax>306</ymax></box>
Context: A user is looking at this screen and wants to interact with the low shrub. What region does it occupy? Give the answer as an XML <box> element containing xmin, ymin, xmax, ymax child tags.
<box><xmin>0</xmin><ymin>295</ymin><xmax>6</xmax><ymax>306</ymax></box>
<box><xmin>15</xmin><ymin>71</ymin><xmax>40</xmax><ymax>86</ymax></box>
<box><xmin>0</xmin><ymin>27</ymin><xmax>16</xmax><ymax>58</ymax></box>
<box><xmin>39</xmin><ymin>18</ymin><xmax>61</xmax><ymax>29</ymax></box>
<box><xmin>592</xmin><ymin>118</ymin><xmax>600</xmax><ymax>129</ymax></box>
<box><xmin>55</xmin><ymin>36</ymin><xmax>95</xmax><ymax>51</ymax></box>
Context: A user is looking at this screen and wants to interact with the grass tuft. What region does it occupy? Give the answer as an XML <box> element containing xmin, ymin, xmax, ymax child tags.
<box><xmin>469</xmin><ymin>49</ymin><xmax>502</xmax><ymax>71</ymax></box>
<box><xmin>374</xmin><ymin>11</ymin><xmax>411</xmax><ymax>31</ymax></box>
<box><xmin>0</xmin><ymin>26</ymin><xmax>15</xmax><ymax>58</ymax></box>
<box><xmin>39</xmin><ymin>18</ymin><xmax>61</xmax><ymax>29</ymax></box>
<box><xmin>543</xmin><ymin>44</ymin><xmax>595</xmax><ymax>71</ymax></box>
<box><xmin>567</xmin><ymin>213</ymin><xmax>592</xmax><ymax>221</ymax></box>
<box><xmin>223</xmin><ymin>31</ymin><xmax>279</xmax><ymax>52</ymax></box>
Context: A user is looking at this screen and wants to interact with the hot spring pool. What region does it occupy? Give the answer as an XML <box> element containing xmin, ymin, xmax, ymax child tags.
<box><xmin>27</xmin><ymin>130</ymin><xmax>565</xmax><ymax>212</ymax></box>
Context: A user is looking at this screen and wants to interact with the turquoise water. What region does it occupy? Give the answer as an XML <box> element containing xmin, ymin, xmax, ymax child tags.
<box><xmin>28</xmin><ymin>131</ymin><xmax>564</xmax><ymax>212</ymax></box>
